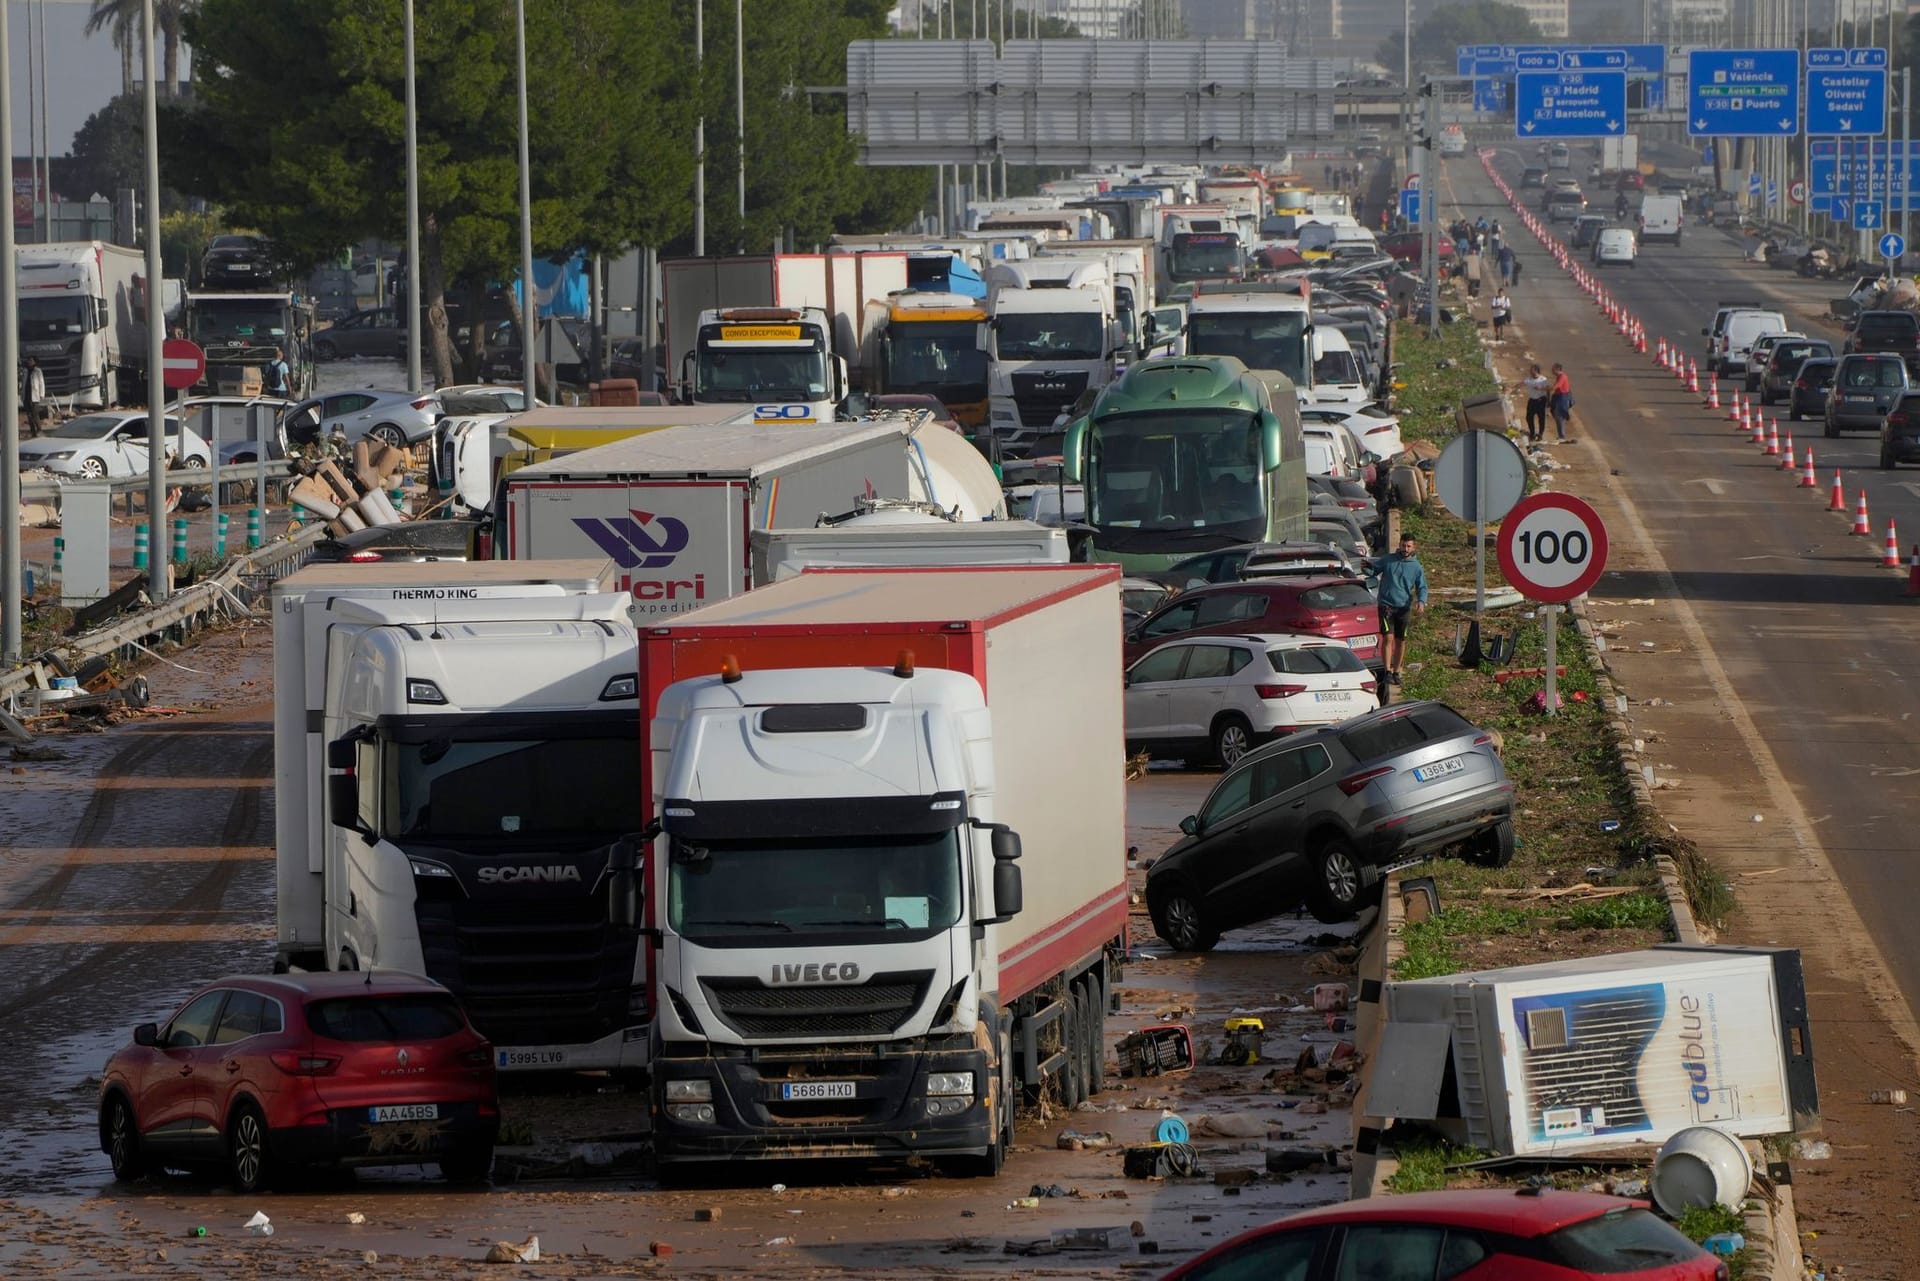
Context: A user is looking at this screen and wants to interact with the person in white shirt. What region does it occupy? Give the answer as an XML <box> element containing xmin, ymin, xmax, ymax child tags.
<box><xmin>20</xmin><ymin>357</ymin><xmax>45</xmax><ymax>437</ymax></box>
<box><xmin>1517</xmin><ymin>363</ymin><xmax>1551</xmax><ymax>443</ymax></box>
<box><xmin>1490</xmin><ymin>290</ymin><xmax>1512</xmax><ymax>341</ymax></box>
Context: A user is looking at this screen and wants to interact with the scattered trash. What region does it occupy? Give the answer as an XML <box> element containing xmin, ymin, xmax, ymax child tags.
<box><xmin>1008</xmin><ymin>1197</ymin><xmax>1042</xmax><ymax>1210</ymax></box>
<box><xmin>345</xmin><ymin>1212</ymin><xmax>367</xmax><ymax>1226</ymax></box>
<box><xmin>1219</xmin><ymin>1017</ymin><xmax>1265</xmax><ymax>1065</ymax></box>
<box><xmin>771</xmin><ymin>1183</ymin><xmax>787</xmax><ymax>1193</ymax></box>
<box><xmin>882</xmin><ymin>1186</ymin><xmax>911</xmax><ymax>1198</ymax></box>
<box><xmin>361</xmin><ymin>1250</ymin><xmax>379</xmax><ymax>1265</ymax></box>
<box><xmin>1212</xmin><ymin>1168</ymin><xmax>1258</xmax><ymax>1188</ymax></box>
<box><xmin>1050</xmin><ymin>1225</ymin><xmax>1130</xmax><ymax>1251</ymax></box>
<box><xmin>649</xmin><ymin>1241</ymin><xmax>674</xmax><ymax>1259</ymax></box>
<box><xmin>1191</xmin><ymin>1214</ymin><xmax>1212</xmax><ymax>1224</ymax></box>
<box><xmin>1611</xmin><ymin>1178</ymin><xmax>1647</xmax><ymax>1198</ymax></box>
<box><xmin>1703</xmin><ymin>1232</ymin><xmax>1747</xmax><ymax>1256</ymax></box>
<box><xmin>1118</xmin><ymin>1025</ymin><xmax>1194</xmax><ymax>1077</ymax></box>
<box><xmin>1130</xmin><ymin>1221</ymin><xmax>1147</xmax><ymax>1237</ymax></box>
<box><xmin>484</xmin><ymin>1236</ymin><xmax>540</xmax><ymax>1264</ymax></box>
<box><xmin>243</xmin><ymin>1211</ymin><xmax>274</xmax><ymax>1238</ymax></box>
<box><xmin>570</xmin><ymin>1142</ymin><xmax>614</xmax><ymax>1168</ymax></box>
<box><xmin>184</xmin><ymin>1226</ymin><xmax>207</xmax><ymax>1239</ymax></box>
<box><xmin>1598</xmin><ymin>819</ymin><xmax>1622</xmax><ymax>833</ymax></box>
<box><xmin>694</xmin><ymin>1207</ymin><xmax>722</xmax><ymax>1222</ymax></box>
<box><xmin>1870</xmin><ymin>1088</ymin><xmax>1908</xmax><ymax>1105</ymax></box>
<box><xmin>1028</xmin><ymin>1184</ymin><xmax>1072</xmax><ymax>1199</ymax></box>
<box><xmin>1313</xmin><ymin>984</ymin><xmax>1350</xmax><ymax>1013</ymax></box>
<box><xmin>1751</xmin><ymin>814</ymin><xmax>1764</xmax><ymax>824</ymax></box>
<box><xmin>1791</xmin><ymin>1139</ymin><xmax>1833</xmax><ymax>1160</ymax></box>
<box><xmin>1154</xmin><ymin>1113</ymin><xmax>1190</xmax><ymax>1144</ymax></box>
<box><xmin>1056</xmin><ymin>1129</ymin><xmax>1113</xmax><ymax>1151</ymax></box>
<box><xmin>1266</xmin><ymin>1146</ymin><xmax>1336</xmax><ymax>1174</ymax></box>
<box><xmin>1123</xmin><ymin>1142</ymin><xmax>1200</xmax><ymax>1179</ymax></box>
<box><xmin>1138</xmin><ymin>1241</ymin><xmax>1161</xmax><ymax>1255</ymax></box>
<box><xmin>763</xmin><ymin>1236</ymin><xmax>795</xmax><ymax>1247</ymax></box>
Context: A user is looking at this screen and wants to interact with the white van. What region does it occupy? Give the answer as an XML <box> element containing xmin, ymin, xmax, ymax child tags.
<box><xmin>1638</xmin><ymin>194</ymin><xmax>1684</xmax><ymax>245</ymax></box>
<box><xmin>1594</xmin><ymin>228</ymin><xmax>1637</xmax><ymax>267</ymax></box>
<box><xmin>1715</xmin><ymin>309</ymin><xmax>1791</xmax><ymax>377</ymax></box>
<box><xmin>1440</xmin><ymin>126</ymin><xmax>1468</xmax><ymax>157</ymax></box>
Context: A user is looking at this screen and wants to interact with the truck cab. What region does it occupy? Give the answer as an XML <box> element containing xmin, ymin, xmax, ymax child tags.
<box><xmin>185</xmin><ymin>292</ymin><xmax>315</xmax><ymax>398</ymax></box>
<box><xmin>685</xmin><ymin>306</ymin><xmax>846</xmax><ymax>425</ymax></box>
<box><xmin>984</xmin><ymin>260</ymin><xmax>1118</xmax><ymax>455</ymax></box>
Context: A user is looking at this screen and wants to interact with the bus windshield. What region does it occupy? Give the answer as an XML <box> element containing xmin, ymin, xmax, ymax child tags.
<box><xmin>1185</xmin><ymin>310</ymin><xmax>1310</xmax><ymax>386</ymax></box>
<box><xmin>1087</xmin><ymin>409</ymin><xmax>1267</xmax><ymax>540</ymax></box>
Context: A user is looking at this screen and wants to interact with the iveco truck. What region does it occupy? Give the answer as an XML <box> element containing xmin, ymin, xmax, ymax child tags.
<box><xmin>638</xmin><ymin>566</ymin><xmax>1128</xmax><ymax>1171</ymax></box>
<box><xmin>272</xmin><ymin>561</ymin><xmax>650</xmax><ymax>1073</ymax></box>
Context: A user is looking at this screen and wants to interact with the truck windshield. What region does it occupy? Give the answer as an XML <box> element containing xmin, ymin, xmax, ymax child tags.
<box><xmin>668</xmin><ymin>830</ymin><xmax>964</xmax><ymax>943</ymax></box>
<box><xmin>383</xmin><ymin>737</ymin><xmax>641</xmax><ymax>840</ymax></box>
<box><xmin>194</xmin><ymin>305</ymin><xmax>287</xmax><ymax>342</ymax></box>
<box><xmin>994</xmin><ymin>313</ymin><xmax>1104</xmax><ymax>361</ymax></box>
<box><xmin>1186</xmin><ymin>311</ymin><xmax>1310</xmax><ymax>386</ymax></box>
<box><xmin>884</xmin><ymin>320</ymin><xmax>989</xmax><ymax>396</ymax></box>
<box><xmin>1087</xmin><ymin>409</ymin><xmax>1267</xmax><ymax>538</ymax></box>
<box><xmin>18</xmin><ymin>297</ymin><xmax>88</xmax><ymax>339</ymax></box>
<box><xmin>695</xmin><ymin>345</ymin><xmax>829</xmax><ymax>402</ymax></box>
<box><xmin>1171</xmin><ymin>235</ymin><xmax>1243</xmax><ymax>278</ymax></box>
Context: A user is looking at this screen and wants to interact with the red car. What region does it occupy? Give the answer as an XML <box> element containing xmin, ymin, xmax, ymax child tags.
<box><xmin>1124</xmin><ymin>577</ymin><xmax>1382</xmax><ymax>670</ymax></box>
<box><xmin>1380</xmin><ymin>231</ymin><xmax>1457</xmax><ymax>267</ymax></box>
<box><xmin>1159</xmin><ymin>1187</ymin><xmax>1727</xmax><ymax>1280</ymax></box>
<box><xmin>100</xmin><ymin>972</ymin><xmax>499</xmax><ymax>1192</ymax></box>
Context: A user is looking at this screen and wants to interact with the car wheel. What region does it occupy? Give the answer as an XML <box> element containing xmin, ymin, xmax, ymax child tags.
<box><xmin>1759</xmin><ymin>388</ymin><xmax>1773</xmax><ymax>406</ymax></box>
<box><xmin>1211</xmin><ymin>715</ymin><xmax>1254</xmax><ymax>769</ymax></box>
<box><xmin>368</xmin><ymin>423</ymin><xmax>408</xmax><ymax>451</ymax></box>
<box><xmin>78</xmin><ymin>457</ymin><xmax>107</xmax><ymax>479</ymax></box>
<box><xmin>1465</xmin><ymin>818</ymin><xmax>1516</xmax><ymax>868</ymax></box>
<box><xmin>313</xmin><ymin>339</ymin><xmax>338</xmax><ymax>362</ymax></box>
<box><xmin>228</xmin><ymin>1101</ymin><xmax>274</xmax><ymax>1194</ymax></box>
<box><xmin>103</xmin><ymin>1095</ymin><xmax>146</xmax><ymax>1182</ymax></box>
<box><xmin>1789</xmin><ymin>405</ymin><xmax>1801</xmax><ymax>421</ymax></box>
<box><xmin>439</xmin><ymin>1142</ymin><xmax>494</xmax><ymax>1185</ymax></box>
<box><xmin>1150</xmin><ymin>885</ymin><xmax>1218</xmax><ymax>952</ymax></box>
<box><xmin>1307</xmin><ymin>837</ymin><xmax>1368</xmax><ymax>924</ymax></box>
<box><xmin>181</xmin><ymin>455</ymin><xmax>207</xmax><ymax>469</ymax></box>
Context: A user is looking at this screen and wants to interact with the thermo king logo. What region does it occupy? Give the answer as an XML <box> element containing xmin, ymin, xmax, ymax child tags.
<box><xmin>572</xmin><ymin>509</ymin><xmax>691</xmax><ymax>569</ymax></box>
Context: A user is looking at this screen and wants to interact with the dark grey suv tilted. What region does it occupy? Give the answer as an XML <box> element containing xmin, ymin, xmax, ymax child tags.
<box><xmin>1145</xmin><ymin>701</ymin><xmax>1514</xmax><ymax>951</ymax></box>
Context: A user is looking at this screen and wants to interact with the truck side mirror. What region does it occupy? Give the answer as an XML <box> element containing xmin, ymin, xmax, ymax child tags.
<box><xmin>326</xmin><ymin>732</ymin><xmax>375</xmax><ymax>838</ymax></box>
<box><xmin>607</xmin><ymin>837</ymin><xmax>640</xmax><ymax>929</ymax></box>
<box><xmin>990</xmin><ymin>827</ymin><xmax>1023</xmax><ymax>921</ymax></box>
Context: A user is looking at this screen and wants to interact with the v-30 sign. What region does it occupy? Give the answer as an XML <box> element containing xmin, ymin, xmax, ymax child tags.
<box><xmin>1496</xmin><ymin>492</ymin><xmax>1610</xmax><ymax>603</ymax></box>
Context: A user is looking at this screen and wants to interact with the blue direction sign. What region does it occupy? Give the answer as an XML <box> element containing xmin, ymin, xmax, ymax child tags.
<box><xmin>1515</xmin><ymin>70</ymin><xmax>1629</xmax><ymax>138</ymax></box>
<box><xmin>1810</xmin><ymin>139</ymin><xmax>1920</xmax><ymax>210</ymax></box>
<box><xmin>1768</xmin><ymin>179</ymin><xmax>1777</xmax><ymax>205</ymax></box>
<box><xmin>1473</xmin><ymin>78</ymin><xmax>1509</xmax><ymax>114</ymax></box>
<box><xmin>1807</xmin><ymin>48</ymin><xmax>1886</xmax><ymax>135</ymax></box>
<box><xmin>1855</xmin><ymin>199</ymin><xmax>1884</xmax><ymax>231</ymax></box>
<box><xmin>1747</xmin><ymin>172</ymin><xmax>1762</xmax><ymax>197</ymax></box>
<box><xmin>1516</xmin><ymin>50</ymin><xmax>1562</xmax><ymax>71</ymax></box>
<box><xmin>1562</xmin><ymin>49</ymin><xmax>1627</xmax><ymax>70</ymax></box>
<box><xmin>1881</xmin><ymin>232</ymin><xmax>1906</xmax><ymax>261</ymax></box>
<box><xmin>1400</xmin><ymin>191</ymin><xmax>1422</xmax><ymax>222</ymax></box>
<box><xmin>1688</xmin><ymin>49</ymin><xmax>1800</xmax><ymax>136</ymax></box>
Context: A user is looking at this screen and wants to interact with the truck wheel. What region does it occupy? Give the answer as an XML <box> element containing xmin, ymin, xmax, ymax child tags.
<box><xmin>1084</xmin><ymin>975</ymin><xmax>1107</xmax><ymax>1095</ymax></box>
<box><xmin>1465</xmin><ymin>818</ymin><xmax>1516</xmax><ymax>868</ymax></box>
<box><xmin>1058</xmin><ymin>990</ymin><xmax>1083</xmax><ymax>1111</ymax></box>
<box><xmin>1306</xmin><ymin>838</ymin><xmax>1367</xmax><ymax>923</ymax></box>
<box><xmin>1150</xmin><ymin>886</ymin><xmax>1218</xmax><ymax>953</ymax></box>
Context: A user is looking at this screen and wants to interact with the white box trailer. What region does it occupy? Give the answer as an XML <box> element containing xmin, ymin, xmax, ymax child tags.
<box><xmin>16</xmin><ymin>241</ymin><xmax>147</xmax><ymax>409</ymax></box>
<box><xmin>638</xmin><ymin>565</ymin><xmax>1128</xmax><ymax>1169</ymax></box>
<box><xmin>271</xmin><ymin>560</ymin><xmax>652</xmax><ymax>1071</ymax></box>
<box><xmin>748</xmin><ymin>518</ymin><xmax>1067</xmax><ymax>584</ymax></box>
<box><xmin>500</xmin><ymin>420</ymin><xmax>920</xmax><ymax>618</ymax></box>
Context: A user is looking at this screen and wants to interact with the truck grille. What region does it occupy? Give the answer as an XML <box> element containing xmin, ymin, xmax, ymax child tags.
<box><xmin>1010</xmin><ymin>370</ymin><xmax>1089</xmax><ymax>428</ymax></box>
<box><xmin>699</xmin><ymin>970</ymin><xmax>932</xmax><ymax>1039</ymax></box>
<box><xmin>414</xmin><ymin>899</ymin><xmax>639</xmax><ymax>1047</ymax></box>
<box><xmin>34</xmin><ymin>353</ymin><xmax>79</xmax><ymax>395</ymax></box>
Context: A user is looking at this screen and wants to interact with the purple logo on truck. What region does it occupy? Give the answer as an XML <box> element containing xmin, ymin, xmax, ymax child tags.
<box><xmin>572</xmin><ymin>509</ymin><xmax>690</xmax><ymax>569</ymax></box>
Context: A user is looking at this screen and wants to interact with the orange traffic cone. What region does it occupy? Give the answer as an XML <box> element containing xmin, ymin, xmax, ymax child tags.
<box><xmin>1852</xmin><ymin>490</ymin><xmax>1873</xmax><ymax>535</ymax></box>
<box><xmin>1830</xmin><ymin>470</ymin><xmax>1846</xmax><ymax>510</ymax></box>
<box><xmin>1779</xmin><ymin>432</ymin><xmax>1795</xmax><ymax>469</ymax></box>
<box><xmin>1750</xmin><ymin>409</ymin><xmax>1765</xmax><ymax>445</ymax></box>
<box><xmin>1657</xmin><ymin>337</ymin><xmax>1668</xmax><ymax>365</ymax></box>
<box><xmin>1764</xmin><ymin>420</ymin><xmax>1780</xmax><ymax>455</ymax></box>
<box><xmin>1731</xmin><ymin>392</ymin><xmax>1744</xmax><ymax>424</ymax></box>
<box><xmin>1907</xmin><ymin>545</ymin><xmax>1920</xmax><ymax>595</ymax></box>
<box><xmin>1706</xmin><ymin>379</ymin><xmax>1720</xmax><ymax>410</ymax></box>
<box><xmin>1885</xmin><ymin>521</ymin><xmax>1902</xmax><ymax>568</ymax></box>
<box><xmin>1686</xmin><ymin>360</ymin><xmax>1699</xmax><ymax>393</ymax></box>
<box><xmin>1800</xmin><ymin>448</ymin><xmax>1817</xmax><ymax>487</ymax></box>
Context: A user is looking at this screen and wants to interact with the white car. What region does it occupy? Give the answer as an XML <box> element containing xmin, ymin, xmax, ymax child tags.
<box><xmin>1123</xmin><ymin>633</ymin><xmax>1381</xmax><ymax>766</ymax></box>
<box><xmin>433</xmin><ymin>384</ymin><xmax>544</xmax><ymax>512</ymax></box>
<box><xmin>1300</xmin><ymin>405</ymin><xmax>1405</xmax><ymax>463</ymax></box>
<box><xmin>18</xmin><ymin>411</ymin><xmax>210</xmax><ymax>479</ymax></box>
<box><xmin>1593</xmin><ymin>227</ymin><xmax>1638</xmax><ymax>267</ymax></box>
<box><xmin>282</xmin><ymin>388</ymin><xmax>445</xmax><ymax>450</ymax></box>
<box><xmin>1302</xmin><ymin>423</ymin><xmax>1362</xmax><ymax>478</ymax></box>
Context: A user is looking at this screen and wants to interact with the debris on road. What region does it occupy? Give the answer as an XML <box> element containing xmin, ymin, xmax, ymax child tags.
<box><xmin>484</xmin><ymin>1235</ymin><xmax>541</xmax><ymax>1263</ymax></box>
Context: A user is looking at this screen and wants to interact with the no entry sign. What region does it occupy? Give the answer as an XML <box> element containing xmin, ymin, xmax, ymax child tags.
<box><xmin>1496</xmin><ymin>492</ymin><xmax>1609</xmax><ymax>603</ymax></box>
<box><xmin>161</xmin><ymin>338</ymin><xmax>206</xmax><ymax>390</ymax></box>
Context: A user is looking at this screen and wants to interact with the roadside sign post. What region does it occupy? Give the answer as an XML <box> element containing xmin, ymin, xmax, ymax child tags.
<box><xmin>1883</xmin><ymin>232</ymin><xmax>1907</xmax><ymax>274</ymax></box>
<box><xmin>1687</xmin><ymin>49</ymin><xmax>1801</xmax><ymax>138</ymax></box>
<box><xmin>1496</xmin><ymin>493</ymin><xmax>1611</xmax><ymax>717</ymax></box>
<box><xmin>1434</xmin><ymin>429</ymin><xmax>1527</xmax><ymax>620</ymax></box>
<box><xmin>160</xmin><ymin>338</ymin><xmax>206</xmax><ymax>558</ymax></box>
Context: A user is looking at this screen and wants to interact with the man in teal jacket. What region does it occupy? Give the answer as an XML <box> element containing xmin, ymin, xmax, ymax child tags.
<box><xmin>1375</xmin><ymin>532</ymin><xmax>1428</xmax><ymax>685</ymax></box>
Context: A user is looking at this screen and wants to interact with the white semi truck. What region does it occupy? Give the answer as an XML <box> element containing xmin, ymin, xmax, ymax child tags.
<box><xmin>16</xmin><ymin>241</ymin><xmax>147</xmax><ymax>409</ymax></box>
<box><xmin>636</xmin><ymin>565</ymin><xmax>1128</xmax><ymax>1170</ymax></box>
<box><xmin>271</xmin><ymin>561</ymin><xmax>651</xmax><ymax>1073</ymax></box>
<box><xmin>984</xmin><ymin>259</ymin><xmax>1119</xmax><ymax>454</ymax></box>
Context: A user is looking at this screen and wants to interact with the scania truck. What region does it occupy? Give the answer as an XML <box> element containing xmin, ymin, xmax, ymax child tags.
<box><xmin>637</xmin><ymin>565</ymin><xmax>1128</xmax><ymax>1171</ymax></box>
<box><xmin>15</xmin><ymin>241</ymin><xmax>146</xmax><ymax>409</ymax></box>
<box><xmin>273</xmin><ymin>561</ymin><xmax>650</xmax><ymax>1073</ymax></box>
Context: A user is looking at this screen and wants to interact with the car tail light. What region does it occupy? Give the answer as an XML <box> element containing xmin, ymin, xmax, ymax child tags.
<box><xmin>1337</xmin><ymin>765</ymin><xmax>1394</xmax><ymax>795</ymax></box>
<box><xmin>1361</xmin><ymin>679</ymin><xmax>1377</xmax><ymax>693</ymax></box>
<box><xmin>410</xmin><ymin>397</ymin><xmax>438</xmax><ymax>411</ymax></box>
<box><xmin>1473</xmin><ymin>734</ymin><xmax>1494</xmax><ymax>746</ymax></box>
<box><xmin>1794</xmin><ymin>378</ymin><xmax>1807</xmax><ymax>390</ymax></box>
<box><xmin>1256</xmin><ymin>684</ymin><xmax>1307</xmax><ymax>699</ymax></box>
<box><xmin>1892</xmin><ymin>412</ymin><xmax>1910</xmax><ymax>428</ymax></box>
<box><xmin>1363</xmin><ymin>424</ymin><xmax>1395</xmax><ymax>438</ymax></box>
<box><xmin>345</xmin><ymin>550</ymin><xmax>383</xmax><ymax>563</ymax></box>
<box><xmin>461</xmin><ymin>1046</ymin><xmax>492</xmax><ymax>1068</ymax></box>
<box><xmin>271</xmin><ymin>1051</ymin><xmax>341</xmax><ymax>1076</ymax></box>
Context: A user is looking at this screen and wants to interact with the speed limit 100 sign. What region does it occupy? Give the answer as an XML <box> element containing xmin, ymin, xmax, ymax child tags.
<box><xmin>1495</xmin><ymin>492</ymin><xmax>1609</xmax><ymax>603</ymax></box>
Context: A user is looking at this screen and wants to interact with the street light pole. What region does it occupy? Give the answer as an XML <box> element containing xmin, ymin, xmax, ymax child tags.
<box><xmin>513</xmin><ymin>0</ymin><xmax>536</xmax><ymax>407</ymax></box>
<box><xmin>36</xmin><ymin>0</ymin><xmax>47</xmax><ymax>241</ymax></box>
<box><xmin>694</xmin><ymin>0</ymin><xmax>705</xmax><ymax>257</ymax></box>
<box><xmin>0</xmin><ymin>0</ymin><xmax>19</xmax><ymax>658</ymax></box>
<box><xmin>735</xmin><ymin>0</ymin><xmax>745</xmax><ymax>226</ymax></box>
<box><xmin>403</xmin><ymin>0</ymin><xmax>422</xmax><ymax>393</ymax></box>
<box><xmin>141</xmin><ymin>0</ymin><xmax>165</xmax><ymax>606</ymax></box>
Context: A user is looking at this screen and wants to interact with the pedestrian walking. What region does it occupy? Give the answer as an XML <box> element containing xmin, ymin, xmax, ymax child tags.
<box><xmin>1497</xmin><ymin>243</ymin><xmax>1515</xmax><ymax>284</ymax></box>
<box><xmin>1463</xmin><ymin>247</ymin><xmax>1483</xmax><ymax>298</ymax></box>
<box><xmin>1549</xmin><ymin>362</ymin><xmax>1574</xmax><ymax>442</ymax></box>
<box><xmin>1490</xmin><ymin>288</ymin><xmax>1512</xmax><ymax>341</ymax></box>
<box><xmin>1374</xmin><ymin>532</ymin><xmax>1428</xmax><ymax>686</ymax></box>
<box><xmin>262</xmin><ymin>347</ymin><xmax>291</xmax><ymax>400</ymax></box>
<box><xmin>1519</xmin><ymin>363</ymin><xmax>1551</xmax><ymax>442</ymax></box>
<box><xmin>20</xmin><ymin>356</ymin><xmax>45</xmax><ymax>437</ymax></box>
<box><xmin>1510</xmin><ymin>255</ymin><xmax>1523</xmax><ymax>286</ymax></box>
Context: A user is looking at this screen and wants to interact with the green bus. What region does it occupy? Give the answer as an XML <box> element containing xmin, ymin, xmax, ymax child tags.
<box><xmin>1061</xmin><ymin>355</ymin><xmax>1308</xmax><ymax>572</ymax></box>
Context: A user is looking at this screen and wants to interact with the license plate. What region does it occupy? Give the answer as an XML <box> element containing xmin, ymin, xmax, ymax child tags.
<box><xmin>498</xmin><ymin>1048</ymin><xmax>569</xmax><ymax>1069</ymax></box>
<box><xmin>1848</xmin><ymin>393</ymin><xmax>1874</xmax><ymax>402</ymax></box>
<box><xmin>781</xmin><ymin>1081</ymin><xmax>856</xmax><ymax>1101</ymax></box>
<box><xmin>369</xmin><ymin>1104</ymin><xmax>438</xmax><ymax>1123</ymax></box>
<box><xmin>1347</xmin><ymin>634</ymin><xmax>1378</xmax><ymax>650</ymax></box>
<box><xmin>1413</xmin><ymin>755</ymin><xmax>1466</xmax><ymax>782</ymax></box>
<box><xmin>1314</xmin><ymin>692</ymin><xmax>1353</xmax><ymax>702</ymax></box>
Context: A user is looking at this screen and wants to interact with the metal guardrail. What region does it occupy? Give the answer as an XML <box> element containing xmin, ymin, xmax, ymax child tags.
<box><xmin>20</xmin><ymin>459</ymin><xmax>292</xmax><ymax>502</ymax></box>
<box><xmin>0</xmin><ymin>524</ymin><xmax>325</xmax><ymax>715</ymax></box>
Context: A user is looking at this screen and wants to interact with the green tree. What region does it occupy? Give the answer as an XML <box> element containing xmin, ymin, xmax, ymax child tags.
<box><xmin>170</xmin><ymin>0</ymin><xmax>695</xmax><ymax>384</ymax></box>
<box><xmin>1377</xmin><ymin>1</ymin><xmax>1541</xmax><ymax>80</ymax></box>
<box><xmin>66</xmin><ymin>93</ymin><xmax>146</xmax><ymax>204</ymax></box>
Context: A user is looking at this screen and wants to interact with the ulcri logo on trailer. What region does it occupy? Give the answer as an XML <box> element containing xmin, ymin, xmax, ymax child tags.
<box><xmin>573</xmin><ymin>509</ymin><xmax>690</xmax><ymax>569</ymax></box>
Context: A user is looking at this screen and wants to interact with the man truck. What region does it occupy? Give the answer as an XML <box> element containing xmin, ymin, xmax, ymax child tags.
<box><xmin>272</xmin><ymin>561</ymin><xmax>651</xmax><ymax>1073</ymax></box>
<box><xmin>636</xmin><ymin>565</ymin><xmax>1128</xmax><ymax>1171</ymax></box>
<box><xmin>15</xmin><ymin>241</ymin><xmax>146</xmax><ymax>410</ymax></box>
<box><xmin>984</xmin><ymin>259</ymin><xmax>1119</xmax><ymax>455</ymax></box>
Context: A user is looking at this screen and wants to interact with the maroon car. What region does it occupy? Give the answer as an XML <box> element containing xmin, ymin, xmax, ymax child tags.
<box><xmin>1124</xmin><ymin>577</ymin><xmax>1382</xmax><ymax>670</ymax></box>
<box><xmin>100</xmin><ymin>972</ymin><xmax>499</xmax><ymax>1192</ymax></box>
<box><xmin>1380</xmin><ymin>232</ymin><xmax>1456</xmax><ymax>267</ymax></box>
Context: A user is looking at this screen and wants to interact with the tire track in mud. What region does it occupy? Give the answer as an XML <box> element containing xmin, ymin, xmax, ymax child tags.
<box><xmin>0</xmin><ymin>735</ymin><xmax>273</xmax><ymax>1024</ymax></box>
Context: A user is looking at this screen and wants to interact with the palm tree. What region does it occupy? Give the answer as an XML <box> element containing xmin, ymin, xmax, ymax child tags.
<box><xmin>86</xmin><ymin>0</ymin><xmax>194</xmax><ymax>98</ymax></box>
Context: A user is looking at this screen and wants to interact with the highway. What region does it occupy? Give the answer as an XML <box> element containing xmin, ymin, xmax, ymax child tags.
<box><xmin>1448</xmin><ymin>148</ymin><xmax>1920</xmax><ymax>1276</ymax></box>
